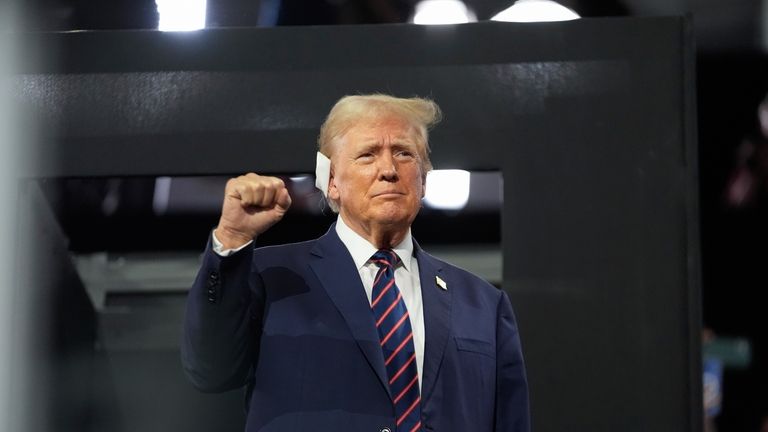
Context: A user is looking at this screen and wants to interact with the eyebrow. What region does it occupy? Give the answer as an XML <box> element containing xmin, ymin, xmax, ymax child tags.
<box><xmin>356</xmin><ymin>138</ymin><xmax>417</xmax><ymax>151</ymax></box>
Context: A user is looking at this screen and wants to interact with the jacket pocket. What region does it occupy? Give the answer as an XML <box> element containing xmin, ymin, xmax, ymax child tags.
<box><xmin>454</xmin><ymin>337</ymin><xmax>495</xmax><ymax>359</ymax></box>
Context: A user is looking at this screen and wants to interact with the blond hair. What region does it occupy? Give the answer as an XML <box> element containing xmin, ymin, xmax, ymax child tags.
<box><xmin>318</xmin><ymin>94</ymin><xmax>442</xmax><ymax>172</ymax></box>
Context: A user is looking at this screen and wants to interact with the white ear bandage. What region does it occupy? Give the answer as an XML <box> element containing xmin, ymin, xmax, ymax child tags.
<box><xmin>315</xmin><ymin>152</ymin><xmax>331</xmax><ymax>198</ymax></box>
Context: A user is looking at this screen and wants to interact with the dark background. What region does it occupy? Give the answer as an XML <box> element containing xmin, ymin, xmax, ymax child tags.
<box><xmin>7</xmin><ymin>0</ymin><xmax>768</xmax><ymax>431</ymax></box>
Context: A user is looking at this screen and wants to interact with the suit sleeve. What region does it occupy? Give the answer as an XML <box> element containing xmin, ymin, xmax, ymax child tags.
<box><xmin>181</xmin><ymin>235</ymin><xmax>264</xmax><ymax>393</ymax></box>
<box><xmin>495</xmin><ymin>290</ymin><xmax>531</xmax><ymax>432</ymax></box>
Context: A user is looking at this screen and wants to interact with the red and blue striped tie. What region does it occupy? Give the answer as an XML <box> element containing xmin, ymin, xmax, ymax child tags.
<box><xmin>370</xmin><ymin>249</ymin><xmax>422</xmax><ymax>432</ymax></box>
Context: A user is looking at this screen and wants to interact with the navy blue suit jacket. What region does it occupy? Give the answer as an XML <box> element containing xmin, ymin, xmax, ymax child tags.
<box><xmin>182</xmin><ymin>225</ymin><xmax>529</xmax><ymax>432</ymax></box>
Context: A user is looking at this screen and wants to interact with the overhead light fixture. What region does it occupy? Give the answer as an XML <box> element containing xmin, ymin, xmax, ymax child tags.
<box><xmin>412</xmin><ymin>0</ymin><xmax>477</xmax><ymax>25</ymax></box>
<box><xmin>491</xmin><ymin>0</ymin><xmax>580</xmax><ymax>23</ymax></box>
<box><xmin>156</xmin><ymin>0</ymin><xmax>207</xmax><ymax>31</ymax></box>
<box><xmin>424</xmin><ymin>169</ymin><xmax>471</xmax><ymax>210</ymax></box>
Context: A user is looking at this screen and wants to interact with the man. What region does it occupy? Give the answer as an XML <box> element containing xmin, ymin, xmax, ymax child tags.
<box><xmin>182</xmin><ymin>94</ymin><xmax>530</xmax><ymax>432</ymax></box>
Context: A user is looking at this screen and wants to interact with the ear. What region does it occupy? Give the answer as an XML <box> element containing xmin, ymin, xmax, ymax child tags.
<box><xmin>328</xmin><ymin>167</ymin><xmax>340</xmax><ymax>201</ymax></box>
<box><xmin>421</xmin><ymin>172</ymin><xmax>427</xmax><ymax>199</ymax></box>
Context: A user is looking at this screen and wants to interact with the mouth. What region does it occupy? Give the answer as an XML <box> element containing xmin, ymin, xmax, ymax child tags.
<box><xmin>373</xmin><ymin>191</ymin><xmax>405</xmax><ymax>198</ymax></box>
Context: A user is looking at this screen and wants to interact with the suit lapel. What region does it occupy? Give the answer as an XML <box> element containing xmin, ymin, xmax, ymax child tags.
<box><xmin>415</xmin><ymin>242</ymin><xmax>452</xmax><ymax>405</ymax></box>
<box><xmin>309</xmin><ymin>226</ymin><xmax>392</xmax><ymax>399</ymax></box>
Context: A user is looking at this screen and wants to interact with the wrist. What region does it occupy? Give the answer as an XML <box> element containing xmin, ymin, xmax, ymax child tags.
<box><xmin>214</xmin><ymin>225</ymin><xmax>253</xmax><ymax>249</ymax></box>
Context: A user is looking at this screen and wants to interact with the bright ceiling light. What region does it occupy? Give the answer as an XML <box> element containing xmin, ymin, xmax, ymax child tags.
<box><xmin>491</xmin><ymin>0</ymin><xmax>580</xmax><ymax>23</ymax></box>
<box><xmin>412</xmin><ymin>0</ymin><xmax>477</xmax><ymax>25</ymax></box>
<box><xmin>156</xmin><ymin>0</ymin><xmax>207</xmax><ymax>31</ymax></box>
<box><xmin>424</xmin><ymin>170</ymin><xmax>471</xmax><ymax>210</ymax></box>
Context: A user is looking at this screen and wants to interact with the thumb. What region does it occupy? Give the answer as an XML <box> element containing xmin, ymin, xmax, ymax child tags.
<box><xmin>275</xmin><ymin>187</ymin><xmax>292</xmax><ymax>212</ymax></box>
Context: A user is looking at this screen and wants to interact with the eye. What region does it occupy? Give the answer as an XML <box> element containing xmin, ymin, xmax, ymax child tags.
<box><xmin>395</xmin><ymin>150</ymin><xmax>415</xmax><ymax>159</ymax></box>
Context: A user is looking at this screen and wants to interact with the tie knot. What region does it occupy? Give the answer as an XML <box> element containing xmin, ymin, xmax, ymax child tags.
<box><xmin>371</xmin><ymin>249</ymin><xmax>399</xmax><ymax>269</ymax></box>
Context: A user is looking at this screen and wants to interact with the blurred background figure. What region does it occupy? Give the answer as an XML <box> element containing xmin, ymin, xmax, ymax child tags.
<box><xmin>725</xmin><ymin>96</ymin><xmax>768</xmax><ymax>208</ymax></box>
<box><xmin>703</xmin><ymin>329</ymin><xmax>723</xmax><ymax>432</ymax></box>
<box><xmin>707</xmin><ymin>89</ymin><xmax>768</xmax><ymax>430</ymax></box>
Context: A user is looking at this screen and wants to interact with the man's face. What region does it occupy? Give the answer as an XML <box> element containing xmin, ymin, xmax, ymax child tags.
<box><xmin>328</xmin><ymin>113</ymin><xmax>426</xmax><ymax>234</ymax></box>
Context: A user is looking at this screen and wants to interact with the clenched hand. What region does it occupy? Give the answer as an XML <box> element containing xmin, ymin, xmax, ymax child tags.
<box><xmin>214</xmin><ymin>173</ymin><xmax>292</xmax><ymax>249</ymax></box>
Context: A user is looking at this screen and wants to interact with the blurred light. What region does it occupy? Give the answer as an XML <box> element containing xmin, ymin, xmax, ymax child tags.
<box><xmin>424</xmin><ymin>170</ymin><xmax>471</xmax><ymax>210</ymax></box>
<box><xmin>153</xmin><ymin>177</ymin><xmax>172</xmax><ymax>215</ymax></box>
<box><xmin>0</xmin><ymin>5</ymin><xmax>15</xmax><ymax>430</ymax></box>
<box><xmin>412</xmin><ymin>0</ymin><xmax>477</xmax><ymax>25</ymax></box>
<box><xmin>156</xmin><ymin>0</ymin><xmax>207</xmax><ymax>31</ymax></box>
<box><xmin>491</xmin><ymin>0</ymin><xmax>580</xmax><ymax>22</ymax></box>
<box><xmin>1</xmin><ymin>3</ymin><xmax>34</xmax><ymax>430</ymax></box>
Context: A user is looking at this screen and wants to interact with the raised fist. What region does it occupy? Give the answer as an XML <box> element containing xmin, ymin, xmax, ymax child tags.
<box><xmin>214</xmin><ymin>173</ymin><xmax>292</xmax><ymax>248</ymax></box>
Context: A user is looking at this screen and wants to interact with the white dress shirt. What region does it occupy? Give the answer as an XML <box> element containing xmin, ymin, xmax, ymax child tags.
<box><xmin>212</xmin><ymin>217</ymin><xmax>426</xmax><ymax>389</ymax></box>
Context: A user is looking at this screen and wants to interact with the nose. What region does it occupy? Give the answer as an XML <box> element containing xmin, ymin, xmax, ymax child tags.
<box><xmin>377</xmin><ymin>151</ymin><xmax>398</xmax><ymax>181</ymax></box>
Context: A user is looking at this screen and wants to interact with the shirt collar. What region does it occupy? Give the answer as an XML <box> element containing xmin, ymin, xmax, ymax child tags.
<box><xmin>335</xmin><ymin>215</ymin><xmax>414</xmax><ymax>272</ymax></box>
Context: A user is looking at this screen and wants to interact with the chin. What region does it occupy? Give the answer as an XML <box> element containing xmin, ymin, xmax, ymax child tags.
<box><xmin>371</xmin><ymin>206</ymin><xmax>417</xmax><ymax>226</ymax></box>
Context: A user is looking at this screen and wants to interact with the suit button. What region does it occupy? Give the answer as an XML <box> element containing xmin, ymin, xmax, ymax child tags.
<box><xmin>379</xmin><ymin>428</ymin><xmax>391</xmax><ymax>432</ymax></box>
<box><xmin>208</xmin><ymin>272</ymin><xmax>219</xmax><ymax>288</ymax></box>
